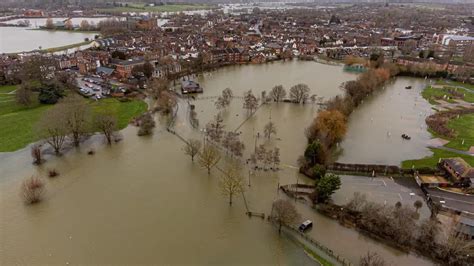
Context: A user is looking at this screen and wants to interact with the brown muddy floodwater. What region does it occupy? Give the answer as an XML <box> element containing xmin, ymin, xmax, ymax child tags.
<box><xmin>0</xmin><ymin>60</ymin><xmax>434</xmax><ymax>265</ymax></box>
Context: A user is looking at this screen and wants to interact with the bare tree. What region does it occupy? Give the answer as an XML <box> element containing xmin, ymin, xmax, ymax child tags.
<box><xmin>147</xmin><ymin>78</ymin><xmax>169</xmax><ymax>99</ymax></box>
<box><xmin>219</xmin><ymin>165</ymin><xmax>245</xmax><ymax>205</ymax></box>
<box><xmin>15</xmin><ymin>83</ymin><xmax>33</xmax><ymax>107</ymax></box>
<box><xmin>263</xmin><ymin>121</ymin><xmax>277</xmax><ymax>139</ymax></box>
<box><xmin>271</xmin><ymin>199</ymin><xmax>300</xmax><ymax>234</ymax></box>
<box><xmin>198</xmin><ymin>144</ymin><xmax>221</xmax><ymax>174</ymax></box>
<box><xmin>45</xmin><ymin>17</ymin><xmax>54</xmax><ymax>29</ymax></box>
<box><xmin>94</xmin><ymin>111</ymin><xmax>118</xmax><ymax>145</ymax></box>
<box><xmin>156</xmin><ymin>90</ymin><xmax>177</xmax><ymax>114</ymax></box>
<box><xmin>21</xmin><ymin>175</ymin><xmax>45</xmax><ymax>204</ymax></box>
<box><xmin>215</xmin><ymin>96</ymin><xmax>227</xmax><ymax>111</ymax></box>
<box><xmin>61</xmin><ymin>95</ymin><xmax>92</xmax><ymax>147</ymax></box>
<box><xmin>222</xmin><ymin>131</ymin><xmax>237</xmax><ymax>153</ymax></box>
<box><xmin>184</xmin><ymin>139</ymin><xmax>201</xmax><ymax>162</ymax></box>
<box><xmin>261</xmin><ymin>90</ymin><xmax>268</xmax><ymax>104</ymax></box>
<box><xmin>137</xmin><ymin>113</ymin><xmax>155</xmax><ymax>136</ymax></box>
<box><xmin>418</xmin><ymin>218</ymin><xmax>440</xmax><ymax>251</ymax></box>
<box><xmin>439</xmin><ymin>223</ymin><xmax>474</xmax><ymax>265</ymax></box>
<box><xmin>243</xmin><ymin>90</ymin><xmax>259</xmax><ymax>114</ymax></box>
<box><xmin>205</xmin><ymin>113</ymin><xmax>225</xmax><ymax>143</ymax></box>
<box><xmin>264</xmin><ymin>149</ymin><xmax>273</xmax><ymax>170</ymax></box>
<box><xmin>255</xmin><ymin>144</ymin><xmax>266</xmax><ymax>167</ymax></box>
<box><xmin>359</xmin><ymin>251</ymin><xmax>386</xmax><ymax>266</ymax></box>
<box><xmin>31</xmin><ymin>144</ymin><xmax>43</xmax><ymax>165</ymax></box>
<box><xmin>346</xmin><ymin>192</ymin><xmax>368</xmax><ymax>212</ymax></box>
<box><xmin>215</xmin><ymin>88</ymin><xmax>233</xmax><ymax>111</ymax></box>
<box><xmin>36</xmin><ymin>104</ymin><xmax>68</xmax><ymax>155</ymax></box>
<box><xmin>230</xmin><ymin>138</ymin><xmax>245</xmax><ymax>158</ymax></box>
<box><xmin>80</xmin><ymin>20</ymin><xmax>90</xmax><ymax>31</ymax></box>
<box><xmin>65</xmin><ymin>19</ymin><xmax>74</xmax><ymax>30</ymax></box>
<box><xmin>289</xmin><ymin>84</ymin><xmax>310</xmax><ymax>104</ymax></box>
<box><xmin>270</xmin><ymin>85</ymin><xmax>286</xmax><ymax>102</ymax></box>
<box><xmin>222</xmin><ymin>88</ymin><xmax>233</xmax><ymax>102</ymax></box>
<box><xmin>272</xmin><ymin>147</ymin><xmax>281</xmax><ymax>169</ymax></box>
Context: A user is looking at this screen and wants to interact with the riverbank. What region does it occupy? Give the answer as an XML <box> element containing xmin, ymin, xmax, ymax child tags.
<box><xmin>0</xmin><ymin>84</ymin><xmax>147</xmax><ymax>152</ymax></box>
<box><xmin>30</xmin><ymin>28</ymin><xmax>100</xmax><ymax>34</ymax></box>
<box><xmin>40</xmin><ymin>40</ymin><xmax>93</xmax><ymax>53</ymax></box>
<box><xmin>96</xmin><ymin>3</ymin><xmax>215</xmax><ymax>14</ymax></box>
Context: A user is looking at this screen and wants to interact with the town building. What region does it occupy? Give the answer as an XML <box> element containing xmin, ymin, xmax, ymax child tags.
<box><xmin>441</xmin><ymin>158</ymin><xmax>474</xmax><ymax>187</ymax></box>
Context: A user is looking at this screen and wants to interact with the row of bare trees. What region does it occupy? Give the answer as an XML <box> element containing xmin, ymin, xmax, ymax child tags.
<box><xmin>344</xmin><ymin>193</ymin><xmax>473</xmax><ymax>265</ymax></box>
<box><xmin>33</xmin><ymin>95</ymin><xmax>119</xmax><ymax>162</ymax></box>
<box><xmin>183</xmin><ymin>139</ymin><xmax>244</xmax><ymax>205</ymax></box>
<box><xmin>301</xmin><ymin>65</ymin><xmax>396</xmax><ymax>175</ymax></box>
<box><xmin>249</xmin><ymin>145</ymin><xmax>281</xmax><ymax>171</ymax></box>
<box><xmin>244</xmin><ymin>84</ymin><xmax>317</xmax><ymax>107</ymax></box>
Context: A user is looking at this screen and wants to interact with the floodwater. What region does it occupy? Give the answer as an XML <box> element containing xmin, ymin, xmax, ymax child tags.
<box><xmin>0</xmin><ymin>27</ymin><xmax>96</xmax><ymax>54</ymax></box>
<box><xmin>1</xmin><ymin>17</ymin><xmax>176</xmax><ymax>54</ymax></box>
<box><xmin>0</xmin><ymin>17</ymin><xmax>109</xmax><ymax>54</ymax></box>
<box><xmin>0</xmin><ymin>60</ymin><xmax>433</xmax><ymax>265</ymax></box>
<box><xmin>338</xmin><ymin>78</ymin><xmax>433</xmax><ymax>165</ymax></box>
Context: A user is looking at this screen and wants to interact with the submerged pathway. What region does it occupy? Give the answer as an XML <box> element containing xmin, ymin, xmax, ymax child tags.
<box><xmin>428</xmin><ymin>145</ymin><xmax>474</xmax><ymax>156</ymax></box>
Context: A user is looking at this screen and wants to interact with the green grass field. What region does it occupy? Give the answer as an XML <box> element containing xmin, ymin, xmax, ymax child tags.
<box><xmin>444</xmin><ymin>114</ymin><xmax>474</xmax><ymax>151</ymax></box>
<box><xmin>402</xmin><ymin>148</ymin><xmax>474</xmax><ymax>169</ymax></box>
<box><xmin>0</xmin><ymin>85</ymin><xmax>147</xmax><ymax>152</ymax></box>
<box><xmin>96</xmin><ymin>3</ymin><xmax>213</xmax><ymax>13</ymax></box>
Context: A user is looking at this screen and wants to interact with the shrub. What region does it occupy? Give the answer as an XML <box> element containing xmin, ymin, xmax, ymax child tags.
<box><xmin>21</xmin><ymin>176</ymin><xmax>45</xmax><ymax>204</ymax></box>
<box><xmin>137</xmin><ymin>113</ymin><xmax>155</xmax><ymax>136</ymax></box>
<box><xmin>31</xmin><ymin>144</ymin><xmax>43</xmax><ymax>165</ymax></box>
<box><xmin>47</xmin><ymin>168</ymin><xmax>59</xmax><ymax>178</ymax></box>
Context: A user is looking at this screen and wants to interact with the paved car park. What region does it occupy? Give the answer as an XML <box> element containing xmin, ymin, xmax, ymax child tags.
<box><xmin>332</xmin><ymin>175</ymin><xmax>430</xmax><ymax>217</ymax></box>
<box><xmin>76</xmin><ymin>76</ymin><xmax>110</xmax><ymax>100</ymax></box>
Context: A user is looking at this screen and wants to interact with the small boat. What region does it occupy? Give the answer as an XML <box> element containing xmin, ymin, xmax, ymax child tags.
<box><xmin>401</xmin><ymin>134</ymin><xmax>411</xmax><ymax>140</ymax></box>
<box><xmin>405</xmin><ymin>86</ymin><xmax>412</xmax><ymax>89</ymax></box>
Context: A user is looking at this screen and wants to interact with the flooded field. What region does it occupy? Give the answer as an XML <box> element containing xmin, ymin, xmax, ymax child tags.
<box><xmin>0</xmin><ymin>61</ymin><xmax>434</xmax><ymax>265</ymax></box>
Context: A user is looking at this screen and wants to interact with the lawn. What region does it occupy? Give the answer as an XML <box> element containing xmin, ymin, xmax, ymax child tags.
<box><xmin>96</xmin><ymin>3</ymin><xmax>214</xmax><ymax>13</ymax></box>
<box><xmin>0</xmin><ymin>85</ymin><xmax>17</xmax><ymax>93</ymax></box>
<box><xmin>444</xmin><ymin>114</ymin><xmax>474</xmax><ymax>150</ymax></box>
<box><xmin>0</xmin><ymin>85</ymin><xmax>147</xmax><ymax>152</ymax></box>
<box><xmin>402</xmin><ymin>148</ymin><xmax>474</xmax><ymax>169</ymax></box>
<box><xmin>89</xmin><ymin>98</ymin><xmax>147</xmax><ymax>129</ymax></box>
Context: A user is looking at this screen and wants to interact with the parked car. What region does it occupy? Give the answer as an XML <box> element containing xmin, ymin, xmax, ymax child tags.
<box><xmin>299</xmin><ymin>220</ymin><xmax>313</xmax><ymax>232</ymax></box>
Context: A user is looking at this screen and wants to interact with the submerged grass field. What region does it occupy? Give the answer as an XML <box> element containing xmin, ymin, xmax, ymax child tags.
<box><xmin>402</xmin><ymin>80</ymin><xmax>474</xmax><ymax>168</ymax></box>
<box><xmin>422</xmin><ymin>84</ymin><xmax>474</xmax><ymax>105</ymax></box>
<box><xmin>0</xmin><ymin>85</ymin><xmax>147</xmax><ymax>152</ymax></box>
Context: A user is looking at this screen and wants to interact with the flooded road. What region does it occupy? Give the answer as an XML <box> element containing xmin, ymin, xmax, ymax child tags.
<box><xmin>0</xmin><ymin>61</ymin><xmax>433</xmax><ymax>265</ymax></box>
